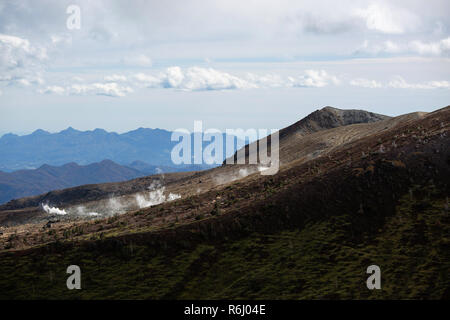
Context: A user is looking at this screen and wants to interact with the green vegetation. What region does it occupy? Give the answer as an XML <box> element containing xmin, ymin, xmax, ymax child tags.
<box><xmin>0</xmin><ymin>184</ymin><xmax>448</xmax><ymax>299</ymax></box>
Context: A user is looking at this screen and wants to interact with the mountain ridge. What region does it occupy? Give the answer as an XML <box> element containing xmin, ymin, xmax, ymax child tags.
<box><xmin>0</xmin><ymin>127</ymin><xmax>238</xmax><ymax>172</ymax></box>
<box><xmin>0</xmin><ymin>159</ymin><xmax>145</xmax><ymax>205</ymax></box>
<box><xmin>0</xmin><ymin>127</ymin><xmax>174</xmax><ymax>171</ymax></box>
<box><xmin>0</xmin><ymin>105</ymin><xmax>448</xmax><ymax>299</ymax></box>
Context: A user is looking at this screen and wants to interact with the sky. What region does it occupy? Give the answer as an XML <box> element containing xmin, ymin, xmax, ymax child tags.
<box><xmin>0</xmin><ymin>0</ymin><xmax>449</xmax><ymax>135</ymax></box>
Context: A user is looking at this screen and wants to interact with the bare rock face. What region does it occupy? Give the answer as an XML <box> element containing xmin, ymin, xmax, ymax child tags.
<box><xmin>224</xmin><ymin>106</ymin><xmax>391</xmax><ymax>165</ymax></box>
<box><xmin>280</xmin><ymin>106</ymin><xmax>390</xmax><ymax>139</ymax></box>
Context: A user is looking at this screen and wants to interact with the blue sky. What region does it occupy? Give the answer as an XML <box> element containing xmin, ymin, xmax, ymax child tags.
<box><xmin>0</xmin><ymin>0</ymin><xmax>449</xmax><ymax>135</ymax></box>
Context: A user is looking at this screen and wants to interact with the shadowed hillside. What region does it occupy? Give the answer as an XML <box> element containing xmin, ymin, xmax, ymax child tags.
<box><xmin>0</xmin><ymin>105</ymin><xmax>448</xmax><ymax>299</ymax></box>
<box><xmin>0</xmin><ymin>160</ymin><xmax>147</xmax><ymax>204</ymax></box>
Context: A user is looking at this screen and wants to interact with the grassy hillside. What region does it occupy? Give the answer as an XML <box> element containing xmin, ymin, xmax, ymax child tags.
<box><xmin>0</xmin><ymin>183</ymin><xmax>448</xmax><ymax>299</ymax></box>
<box><xmin>0</xmin><ymin>106</ymin><xmax>448</xmax><ymax>300</ymax></box>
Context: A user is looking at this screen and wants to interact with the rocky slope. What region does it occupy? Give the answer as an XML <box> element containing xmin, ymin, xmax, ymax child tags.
<box><xmin>0</xmin><ymin>105</ymin><xmax>448</xmax><ymax>299</ymax></box>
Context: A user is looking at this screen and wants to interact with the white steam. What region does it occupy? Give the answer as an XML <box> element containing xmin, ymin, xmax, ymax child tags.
<box><xmin>214</xmin><ymin>166</ymin><xmax>258</xmax><ymax>186</ymax></box>
<box><xmin>42</xmin><ymin>204</ymin><xmax>67</xmax><ymax>215</ymax></box>
<box><xmin>239</xmin><ymin>168</ymin><xmax>250</xmax><ymax>177</ymax></box>
<box><xmin>76</xmin><ymin>206</ymin><xmax>99</xmax><ymax>217</ymax></box>
<box><xmin>43</xmin><ymin>179</ymin><xmax>181</xmax><ymax>219</ymax></box>
<box><xmin>108</xmin><ymin>197</ymin><xmax>125</xmax><ymax>214</ymax></box>
<box><xmin>135</xmin><ymin>186</ymin><xmax>181</xmax><ymax>209</ymax></box>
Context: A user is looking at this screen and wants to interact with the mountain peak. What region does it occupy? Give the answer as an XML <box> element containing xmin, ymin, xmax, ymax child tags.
<box><xmin>280</xmin><ymin>106</ymin><xmax>390</xmax><ymax>139</ymax></box>
<box><xmin>31</xmin><ymin>129</ymin><xmax>50</xmax><ymax>136</ymax></box>
<box><xmin>92</xmin><ymin>128</ymin><xmax>108</xmax><ymax>134</ymax></box>
<box><xmin>98</xmin><ymin>159</ymin><xmax>116</xmax><ymax>166</ymax></box>
<box><xmin>60</xmin><ymin>127</ymin><xmax>79</xmax><ymax>134</ymax></box>
<box><xmin>0</xmin><ymin>133</ymin><xmax>18</xmax><ymax>140</ymax></box>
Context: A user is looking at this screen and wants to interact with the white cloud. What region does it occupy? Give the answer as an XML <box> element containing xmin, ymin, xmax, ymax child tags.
<box><xmin>69</xmin><ymin>82</ymin><xmax>134</xmax><ymax>97</ymax></box>
<box><xmin>135</xmin><ymin>66</ymin><xmax>258</xmax><ymax>91</ymax></box>
<box><xmin>39</xmin><ymin>82</ymin><xmax>133</xmax><ymax>97</ymax></box>
<box><xmin>35</xmin><ymin>67</ymin><xmax>450</xmax><ymax>99</ymax></box>
<box><xmin>0</xmin><ymin>34</ymin><xmax>47</xmax><ymax>62</ymax></box>
<box><xmin>133</xmin><ymin>73</ymin><xmax>162</xmax><ymax>87</ymax></box>
<box><xmin>12</xmin><ymin>75</ymin><xmax>45</xmax><ymax>87</ymax></box>
<box><xmin>409</xmin><ymin>37</ymin><xmax>450</xmax><ymax>56</ymax></box>
<box><xmin>0</xmin><ymin>33</ymin><xmax>47</xmax><ymax>87</ymax></box>
<box><xmin>172</xmin><ymin>67</ymin><xmax>257</xmax><ymax>91</ymax></box>
<box><xmin>41</xmin><ymin>67</ymin><xmax>343</xmax><ymax>96</ymax></box>
<box><xmin>245</xmin><ymin>73</ymin><xmax>285</xmax><ymax>88</ymax></box>
<box><xmin>350</xmin><ymin>78</ymin><xmax>383</xmax><ymax>88</ymax></box>
<box><xmin>348</xmin><ymin>76</ymin><xmax>450</xmax><ymax>90</ymax></box>
<box><xmin>39</xmin><ymin>85</ymin><xmax>65</xmax><ymax>95</ymax></box>
<box><xmin>356</xmin><ymin>40</ymin><xmax>402</xmax><ymax>55</ymax></box>
<box><xmin>356</xmin><ymin>37</ymin><xmax>450</xmax><ymax>57</ymax></box>
<box><xmin>388</xmin><ymin>76</ymin><xmax>450</xmax><ymax>89</ymax></box>
<box><xmin>353</xmin><ymin>3</ymin><xmax>418</xmax><ymax>34</ymax></box>
<box><xmin>288</xmin><ymin>70</ymin><xmax>340</xmax><ymax>88</ymax></box>
<box><xmin>163</xmin><ymin>66</ymin><xmax>185</xmax><ymax>88</ymax></box>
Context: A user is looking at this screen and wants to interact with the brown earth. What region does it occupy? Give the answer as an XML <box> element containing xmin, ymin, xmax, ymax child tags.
<box><xmin>0</xmin><ymin>105</ymin><xmax>448</xmax><ymax>252</ymax></box>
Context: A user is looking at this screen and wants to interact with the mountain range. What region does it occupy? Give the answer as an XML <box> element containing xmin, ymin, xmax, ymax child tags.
<box><xmin>0</xmin><ymin>159</ymin><xmax>212</xmax><ymax>205</ymax></box>
<box><xmin>0</xmin><ymin>127</ymin><xmax>235</xmax><ymax>172</ymax></box>
<box><xmin>0</xmin><ymin>105</ymin><xmax>448</xmax><ymax>299</ymax></box>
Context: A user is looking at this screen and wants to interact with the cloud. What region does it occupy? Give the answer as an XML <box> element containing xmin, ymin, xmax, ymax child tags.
<box><xmin>0</xmin><ymin>34</ymin><xmax>47</xmax><ymax>65</ymax></box>
<box><xmin>135</xmin><ymin>66</ymin><xmax>258</xmax><ymax>91</ymax></box>
<box><xmin>133</xmin><ymin>73</ymin><xmax>161</xmax><ymax>87</ymax></box>
<box><xmin>134</xmin><ymin>67</ymin><xmax>340</xmax><ymax>90</ymax></box>
<box><xmin>356</xmin><ymin>37</ymin><xmax>450</xmax><ymax>57</ymax></box>
<box><xmin>353</xmin><ymin>3</ymin><xmax>418</xmax><ymax>34</ymax></box>
<box><xmin>168</xmin><ymin>66</ymin><xmax>257</xmax><ymax>91</ymax></box>
<box><xmin>287</xmin><ymin>70</ymin><xmax>340</xmax><ymax>88</ymax></box>
<box><xmin>349</xmin><ymin>76</ymin><xmax>450</xmax><ymax>89</ymax></box>
<box><xmin>388</xmin><ymin>76</ymin><xmax>450</xmax><ymax>89</ymax></box>
<box><xmin>36</xmin><ymin>67</ymin><xmax>449</xmax><ymax>98</ymax></box>
<box><xmin>245</xmin><ymin>73</ymin><xmax>285</xmax><ymax>88</ymax></box>
<box><xmin>355</xmin><ymin>39</ymin><xmax>402</xmax><ymax>55</ymax></box>
<box><xmin>350</xmin><ymin>78</ymin><xmax>383</xmax><ymax>88</ymax></box>
<box><xmin>37</xmin><ymin>67</ymin><xmax>344</xmax><ymax>97</ymax></box>
<box><xmin>39</xmin><ymin>85</ymin><xmax>65</xmax><ymax>95</ymax></box>
<box><xmin>409</xmin><ymin>37</ymin><xmax>450</xmax><ymax>56</ymax></box>
<box><xmin>69</xmin><ymin>82</ymin><xmax>134</xmax><ymax>97</ymax></box>
<box><xmin>39</xmin><ymin>82</ymin><xmax>133</xmax><ymax>97</ymax></box>
<box><xmin>0</xmin><ymin>33</ymin><xmax>47</xmax><ymax>87</ymax></box>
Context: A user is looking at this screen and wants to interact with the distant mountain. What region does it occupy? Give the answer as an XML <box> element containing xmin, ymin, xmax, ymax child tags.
<box><xmin>127</xmin><ymin>160</ymin><xmax>214</xmax><ymax>175</ymax></box>
<box><xmin>0</xmin><ymin>160</ymin><xmax>146</xmax><ymax>204</ymax></box>
<box><xmin>0</xmin><ymin>127</ymin><xmax>239</xmax><ymax>172</ymax></box>
<box><xmin>0</xmin><ymin>127</ymin><xmax>174</xmax><ymax>171</ymax></box>
<box><xmin>0</xmin><ymin>159</ymin><xmax>215</xmax><ymax>205</ymax></box>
